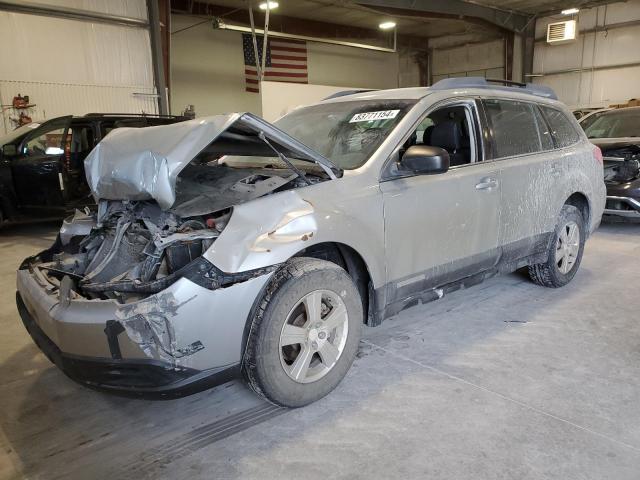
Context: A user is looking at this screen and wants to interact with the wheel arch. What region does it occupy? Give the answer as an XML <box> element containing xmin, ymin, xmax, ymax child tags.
<box><xmin>564</xmin><ymin>191</ymin><xmax>591</xmax><ymax>234</ymax></box>
<box><xmin>293</xmin><ymin>241</ymin><xmax>375</xmax><ymax>326</ymax></box>
<box><xmin>239</xmin><ymin>242</ymin><xmax>376</xmax><ymax>365</ymax></box>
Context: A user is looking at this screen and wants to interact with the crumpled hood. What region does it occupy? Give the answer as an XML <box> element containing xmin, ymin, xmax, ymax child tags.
<box><xmin>85</xmin><ymin>112</ymin><xmax>338</xmax><ymax>210</ymax></box>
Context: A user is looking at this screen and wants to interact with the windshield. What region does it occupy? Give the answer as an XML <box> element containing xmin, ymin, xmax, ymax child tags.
<box><xmin>0</xmin><ymin>123</ymin><xmax>41</xmax><ymax>146</ymax></box>
<box><xmin>583</xmin><ymin>108</ymin><xmax>640</xmax><ymax>139</ymax></box>
<box><xmin>274</xmin><ymin>99</ymin><xmax>416</xmax><ymax>169</ymax></box>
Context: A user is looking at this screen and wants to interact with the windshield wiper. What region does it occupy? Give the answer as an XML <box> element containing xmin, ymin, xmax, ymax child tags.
<box><xmin>258</xmin><ymin>131</ymin><xmax>312</xmax><ymax>186</ymax></box>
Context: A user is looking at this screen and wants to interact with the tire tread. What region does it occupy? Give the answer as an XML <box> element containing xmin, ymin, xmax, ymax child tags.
<box><xmin>242</xmin><ymin>257</ymin><xmax>347</xmax><ymax>405</ymax></box>
<box><xmin>528</xmin><ymin>204</ymin><xmax>584</xmax><ymax>288</ymax></box>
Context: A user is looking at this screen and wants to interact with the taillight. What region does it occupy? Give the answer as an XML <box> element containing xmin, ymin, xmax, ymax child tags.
<box><xmin>593</xmin><ymin>145</ymin><xmax>603</xmax><ymax>164</ymax></box>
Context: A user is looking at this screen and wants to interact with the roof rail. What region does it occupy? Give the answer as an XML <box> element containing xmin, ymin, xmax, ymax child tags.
<box><xmin>83</xmin><ymin>113</ymin><xmax>185</xmax><ymax>118</ymax></box>
<box><xmin>430</xmin><ymin>77</ymin><xmax>558</xmax><ymax>100</ymax></box>
<box><xmin>323</xmin><ymin>89</ymin><xmax>376</xmax><ymax>100</ymax></box>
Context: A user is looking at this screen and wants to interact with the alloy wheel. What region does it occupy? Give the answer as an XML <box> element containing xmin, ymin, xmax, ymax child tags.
<box><xmin>555</xmin><ymin>220</ymin><xmax>580</xmax><ymax>274</ymax></box>
<box><xmin>279</xmin><ymin>289</ymin><xmax>349</xmax><ymax>384</ymax></box>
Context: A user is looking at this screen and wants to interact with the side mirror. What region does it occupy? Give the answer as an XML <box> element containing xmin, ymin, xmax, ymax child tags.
<box><xmin>1</xmin><ymin>144</ymin><xmax>17</xmax><ymax>157</ymax></box>
<box><xmin>400</xmin><ymin>145</ymin><xmax>450</xmax><ymax>175</ymax></box>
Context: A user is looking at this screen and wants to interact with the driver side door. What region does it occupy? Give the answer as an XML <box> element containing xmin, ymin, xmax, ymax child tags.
<box><xmin>379</xmin><ymin>99</ymin><xmax>502</xmax><ymax>311</ymax></box>
<box><xmin>13</xmin><ymin>116</ymin><xmax>71</xmax><ymax>211</ymax></box>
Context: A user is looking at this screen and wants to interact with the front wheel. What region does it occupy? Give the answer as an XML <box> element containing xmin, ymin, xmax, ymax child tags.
<box><xmin>528</xmin><ymin>204</ymin><xmax>585</xmax><ymax>288</ymax></box>
<box><xmin>243</xmin><ymin>257</ymin><xmax>362</xmax><ymax>407</ymax></box>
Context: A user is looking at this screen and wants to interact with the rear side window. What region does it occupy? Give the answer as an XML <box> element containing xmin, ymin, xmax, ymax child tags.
<box><xmin>483</xmin><ymin>99</ymin><xmax>544</xmax><ymax>158</ymax></box>
<box><xmin>533</xmin><ymin>106</ymin><xmax>554</xmax><ymax>151</ymax></box>
<box><xmin>540</xmin><ymin>106</ymin><xmax>581</xmax><ymax>148</ymax></box>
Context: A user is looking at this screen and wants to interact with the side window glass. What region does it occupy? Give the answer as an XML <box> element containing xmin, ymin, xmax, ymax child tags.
<box><xmin>533</xmin><ymin>106</ymin><xmax>554</xmax><ymax>150</ymax></box>
<box><xmin>541</xmin><ymin>106</ymin><xmax>581</xmax><ymax>148</ymax></box>
<box><xmin>403</xmin><ymin>104</ymin><xmax>477</xmax><ymax>167</ymax></box>
<box><xmin>23</xmin><ymin>128</ymin><xmax>67</xmax><ymax>157</ymax></box>
<box><xmin>484</xmin><ymin>99</ymin><xmax>542</xmax><ymax>158</ymax></box>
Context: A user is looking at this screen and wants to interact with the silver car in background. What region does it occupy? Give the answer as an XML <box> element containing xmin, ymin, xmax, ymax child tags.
<box><xmin>16</xmin><ymin>78</ymin><xmax>605</xmax><ymax>407</ymax></box>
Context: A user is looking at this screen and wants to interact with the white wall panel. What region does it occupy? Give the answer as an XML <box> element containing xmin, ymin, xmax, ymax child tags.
<box><xmin>0</xmin><ymin>12</ymin><xmax>153</xmax><ymax>86</ymax></box>
<box><xmin>170</xmin><ymin>19</ymin><xmax>262</xmax><ymax>118</ymax></box>
<box><xmin>0</xmin><ymin>80</ymin><xmax>157</xmax><ymax>130</ymax></box>
<box><xmin>432</xmin><ymin>39</ymin><xmax>504</xmax><ymax>79</ymax></box>
<box><xmin>308</xmin><ymin>42</ymin><xmax>399</xmax><ymax>89</ymax></box>
<box><xmin>533</xmin><ymin>0</ymin><xmax>640</xmax><ymax>108</ymax></box>
<box><xmin>0</xmin><ymin>7</ymin><xmax>155</xmax><ymax>134</ymax></box>
<box><xmin>260</xmin><ymin>81</ymin><xmax>362</xmax><ymax>122</ymax></box>
<box><xmin>29</xmin><ymin>0</ymin><xmax>147</xmax><ymax>19</ymax></box>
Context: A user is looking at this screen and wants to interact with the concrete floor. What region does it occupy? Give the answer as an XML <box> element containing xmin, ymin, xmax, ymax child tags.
<box><xmin>1</xmin><ymin>220</ymin><xmax>639</xmax><ymax>480</ymax></box>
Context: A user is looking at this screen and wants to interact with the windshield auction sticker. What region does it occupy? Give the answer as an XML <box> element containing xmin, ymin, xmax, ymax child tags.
<box><xmin>349</xmin><ymin>110</ymin><xmax>400</xmax><ymax>123</ymax></box>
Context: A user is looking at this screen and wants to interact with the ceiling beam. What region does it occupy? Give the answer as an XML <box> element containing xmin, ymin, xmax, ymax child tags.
<box><xmin>171</xmin><ymin>0</ymin><xmax>429</xmax><ymax>50</ymax></box>
<box><xmin>0</xmin><ymin>0</ymin><xmax>148</xmax><ymax>28</ymax></box>
<box><xmin>355</xmin><ymin>0</ymin><xmax>532</xmax><ymax>33</ymax></box>
<box><xmin>172</xmin><ymin>0</ymin><xmax>388</xmax><ymax>40</ymax></box>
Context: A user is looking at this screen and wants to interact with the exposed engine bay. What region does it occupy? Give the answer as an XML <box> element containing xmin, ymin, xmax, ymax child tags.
<box><xmin>21</xmin><ymin>166</ymin><xmax>324</xmax><ymax>304</ymax></box>
<box><xmin>603</xmin><ymin>145</ymin><xmax>640</xmax><ymax>183</ymax></box>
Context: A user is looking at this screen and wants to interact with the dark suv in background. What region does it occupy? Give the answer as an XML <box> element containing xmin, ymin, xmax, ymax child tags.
<box><xmin>581</xmin><ymin>106</ymin><xmax>640</xmax><ymax>219</ymax></box>
<box><xmin>0</xmin><ymin>114</ymin><xmax>186</xmax><ymax>225</ymax></box>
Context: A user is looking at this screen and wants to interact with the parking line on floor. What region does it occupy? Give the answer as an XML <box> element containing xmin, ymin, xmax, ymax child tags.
<box><xmin>360</xmin><ymin>339</ymin><xmax>640</xmax><ymax>454</ymax></box>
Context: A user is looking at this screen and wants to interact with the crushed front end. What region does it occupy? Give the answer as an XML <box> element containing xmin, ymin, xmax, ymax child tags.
<box><xmin>15</xmin><ymin>112</ymin><xmax>338</xmax><ymax>397</ymax></box>
<box><xmin>16</xmin><ymin>202</ymin><xmax>275</xmax><ymax>397</ymax></box>
<box><xmin>600</xmin><ymin>143</ymin><xmax>640</xmax><ymax>218</ymax></box>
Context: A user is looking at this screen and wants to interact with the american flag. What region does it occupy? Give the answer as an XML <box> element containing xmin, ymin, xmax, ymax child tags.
<box><xmin>242</xmin><ymin>33</ymin><xmax>308</xmax><ymax>93</ymax></box>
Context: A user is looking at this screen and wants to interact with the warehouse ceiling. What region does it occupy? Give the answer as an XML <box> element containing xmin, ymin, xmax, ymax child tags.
<box><xmin>172</xmin><ymin>0</ymin><xmax>618</xmax><ymax>45</ymax></box>
<box><xmin>172</xmin><ymin>0</ymin><xmax>500</xmax><ymax>44</ymax></box>
<box><xmin>472</xmin><ymin>0</ymin><xmax>617</xmax><ymax>15</ymax></box>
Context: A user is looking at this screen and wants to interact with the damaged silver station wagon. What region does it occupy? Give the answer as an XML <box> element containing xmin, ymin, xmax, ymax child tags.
<box><xmin>16</xmin><ymin>78</ymin><xmax>605</xmax><ymax>407</ymax></box>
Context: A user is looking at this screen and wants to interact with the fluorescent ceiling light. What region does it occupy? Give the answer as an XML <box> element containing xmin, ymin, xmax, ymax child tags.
<box><xmin>561</xmin><ymin>8</ymin><xmax>579</xmax><ymax>14</ymax></box>
<box><xmin>259</xmin><ymin>1</ymin><xmax>279</xmax><ymax>10</ymax></box>
<box><xmin>379</xmin><ymin>21</ymin><xmax>396</xmax><ymax>30</ymax></box>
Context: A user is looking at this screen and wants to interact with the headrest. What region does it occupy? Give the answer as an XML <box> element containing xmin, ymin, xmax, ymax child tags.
<box><xmin>430</xmin><ymin>120</ymin><xmax>462</xmax><ymax>151</ymax></box>
<box><xmin>422</xmin><ymin>125</ymin><xmax>435</xmax><ymax>145</ymax></box>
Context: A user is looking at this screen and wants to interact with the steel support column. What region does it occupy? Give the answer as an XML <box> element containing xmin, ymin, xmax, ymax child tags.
<box><xmin>521</xmin><ymin>20</ymin><xmax>536</xmax><ymax>83</ymax></box>
<box><xmin>147</xmin><ymin>0</ymin><xmax>169</xmax><ymax>115</ymax></box>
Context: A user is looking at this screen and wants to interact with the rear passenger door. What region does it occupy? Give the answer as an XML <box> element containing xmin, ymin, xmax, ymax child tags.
<box><xmin>481</xmin><ymin>98</ymin><xmax>558</xmax><ymax>258</ymax></box>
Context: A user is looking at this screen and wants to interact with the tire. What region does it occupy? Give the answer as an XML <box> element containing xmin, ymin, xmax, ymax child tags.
<box><xmin>528</xmin><ymin>204</ymin><xmax>585</xmax><ymax>288</ymax></box>
<box><xmin>243</xmin><ymin>257</ymin><xmax>362</xmax><ymax>407</ymax></box>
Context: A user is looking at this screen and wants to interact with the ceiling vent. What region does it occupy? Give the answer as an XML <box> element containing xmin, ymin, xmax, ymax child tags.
<box><xmin>547</xmin><ymin>20</ymin><xmax>577</xmax><ymax>44</ymax></box>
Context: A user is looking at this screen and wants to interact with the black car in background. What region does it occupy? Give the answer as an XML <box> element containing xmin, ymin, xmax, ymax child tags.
<box><xmin>0</xmin><ymin>114</ymin><xmax>186</xmax><ymax>225</ymax></box>
<box><xmin>581</xmin><ymin>107</ymin><xmax>640</xmax><ymax>219</ymax></box>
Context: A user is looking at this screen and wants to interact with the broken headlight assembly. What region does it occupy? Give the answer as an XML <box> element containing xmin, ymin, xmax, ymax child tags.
<box><xmin>21</xmin><ymin>201</ymin><xmax>277</xmax><ymax>303</ymax></box>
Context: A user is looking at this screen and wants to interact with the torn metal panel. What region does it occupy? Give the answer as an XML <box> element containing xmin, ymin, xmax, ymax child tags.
<box><xmin>115</xmin><ymin>292</ymin><xmax>196</xmax><ymax>364</ymax></box>
<box><xmin>17</xmin><ymin>268</ymin><xmax>273</xmax><ymax>371</ymax></box>
<box><xmin>59</xmin><ymin>209</ymin><xmax>96</xmax><ymax>246</ymax></box>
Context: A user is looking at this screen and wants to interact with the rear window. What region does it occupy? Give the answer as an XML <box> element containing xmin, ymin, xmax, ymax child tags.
<box><xmin>484</xmin><ymin>99</ymin><xmax>545</xmax><ymax>158</ymax></box>
<box><xmin>540</xmin><ymin>106</ymin><xmax>581</xmax><ymax>148</ymax></box>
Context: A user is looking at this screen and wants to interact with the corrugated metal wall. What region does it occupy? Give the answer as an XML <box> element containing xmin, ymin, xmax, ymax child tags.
<box><xmin>431</xmin><ymin>38</ymin><xmax>505</xmax><ymax>83</ymax></box>
<box><xmin>0</xmin><ymin>1</ymin><xmax>156</xmax><ymax>134</ymax></box>
<box><xmin>533</xmin><ymin>1</ymin><xmax>640</xmax><ymax>108</ymax></box>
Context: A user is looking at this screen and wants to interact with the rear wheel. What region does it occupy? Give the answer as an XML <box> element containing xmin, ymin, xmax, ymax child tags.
<box><xmin>243</xmin><ymin>257</ymin><xmax>362</xmax><ymax>407</ymax></box>
<box><xmin>528</xmin><ymin>204</ymin><xmax>585</xmax><ymax>288</ymax></box>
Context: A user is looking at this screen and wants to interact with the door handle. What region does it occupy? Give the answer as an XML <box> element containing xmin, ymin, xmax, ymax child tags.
<box><xmin>550</xmin><ymin>164</ymin><xmax>562</xmax><ymax>177</ymax></box>
<box><xmin>475</xmin><ymin>177</ymin><xmax>499</xmax><ymax>190</ymax></box>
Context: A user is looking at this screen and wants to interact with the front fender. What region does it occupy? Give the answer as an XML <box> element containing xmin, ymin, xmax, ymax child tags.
<box><xmin>203</xmin><ymin>186</ymin><xmax>385</xmax><ymax>288</ymax></box>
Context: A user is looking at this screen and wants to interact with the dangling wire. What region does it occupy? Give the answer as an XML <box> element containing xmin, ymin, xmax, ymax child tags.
<box><xmin>248</xmin><ymin>1</ymin><xmax>262</xmax><ymax>80</ymax></box>
<box><xmin>260</xmin><ymin>2</ymin><xmax>271</xmax><ymax>82</ymax></box>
